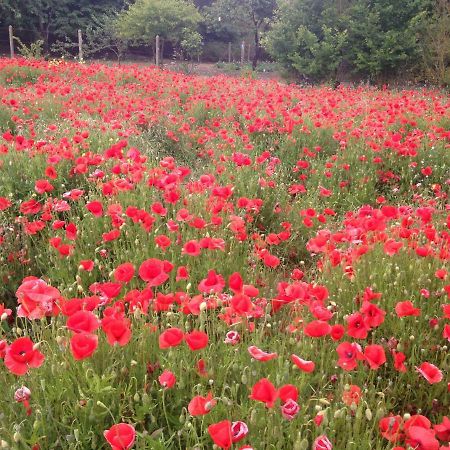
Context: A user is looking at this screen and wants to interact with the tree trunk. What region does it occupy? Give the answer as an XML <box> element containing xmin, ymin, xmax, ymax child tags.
<box><xmin>38</xmin><ymin>12</ymin><xmax>51</xmax><ymax>55</ymax></box>
<box><xmin>252</xmin><ymin>27</ymin><xmax>260</xmax><ymax>70</ymax></box>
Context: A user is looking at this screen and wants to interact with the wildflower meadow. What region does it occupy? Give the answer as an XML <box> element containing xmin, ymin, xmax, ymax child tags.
<box><xmin>0</xmin><ymin>58</ymin><xmax>449</xmax><ymax>449</ymax></box>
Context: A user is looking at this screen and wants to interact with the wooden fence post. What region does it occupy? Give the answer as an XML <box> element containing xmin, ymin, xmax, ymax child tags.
<box><xmin>240</xmin><ymin>41</ymin><xmax>245</xmax><ymax>65</ymax></box>
<box><xmin>78</xmin><ymin>29</ymin><xmax>83</xmax><ymax>61</ymax></box>
<box><xmin>9</xmin><ymin>25</ymin><xmax>14</xmax><ymax>58</ymax></box>
<box><xmin>228</xmin><ymin>42</ymin><xmax>231</xmax><ymax>63</ymax></box>
<box><xmin>155</xmin><ymin>35</ymin><xmax>160</xmax><ymax>66</ymax></box>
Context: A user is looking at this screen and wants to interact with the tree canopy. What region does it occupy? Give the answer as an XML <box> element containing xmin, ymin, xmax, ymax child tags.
<box><xmin>0</xmin><ymin>0</ymin><xmax>448</xmax><ymax>83</ymax></box>
<box><xmin>264</xmin><ymin>0</ymin><xmax>437</xmax><ymax>82</ymax></box>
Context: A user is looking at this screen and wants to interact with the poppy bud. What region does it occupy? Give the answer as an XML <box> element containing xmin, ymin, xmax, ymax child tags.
<box><xmin>293</xmin><ymin>437</ymin><xmax>308</xmax><ymax>450</ymax></box>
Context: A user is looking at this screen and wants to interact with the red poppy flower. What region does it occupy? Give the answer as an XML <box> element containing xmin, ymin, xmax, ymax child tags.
<box><xmin>405</xmin><ymin>426</ymin><xmax>439</xmax><ymax>450</ymax></box>
<box><xmin>364</xmin><ymin>344</ymin><xmax>386</xmax><ymax>370</ymax></box>
<box><xmin>158</xmin><ymin>370</ymin><xmax>176</xmax><ymax>389</ymax></box>
<box><xmin>90</xmin><ymin>282</ymin><xmax>122</xmax><ymax>299</ymax></box>
<box><xmin>383</xmin><ymin>239</ymin><xmax>403</xmax><ymax>256</ymax></box>
<box><xmin>330</xmin><ymin>324</ymin><xmax>345</xmax><ymax>341</ymax></box>
<box><xmin>66</xmin><ymin>310</ymin><xmax>100</xmax><ymax>334</ymax></box>
<box><xmin>139</xmin><ymin>258</ymin><xmax>172</xmax><ymax>286</ymax></box>
<box><xmin>403</xmin><ymin>415</ymin><xmax>431</xmax><ymax>431</ymax></box>
<box><xmin>434</xmin><ymin>416</ymin><xmax>450</xmax><ymax>442</ymax></box>
<box><xmin>278</xmin><ymin>384</ymin><xmax>299</xmax><ymax>403</ymax></box>
<box><xmin>79</xmin><ymin>260</ymin><xmax>94</xmax><ymax>271</ymax></box>
<box><xmin>249</xmin><ymin>378</ymin><xmax>278</xmax><ymax>408</ymax></box>
<box><xmin>185</xmin><ymin>330</ymin><xmax>209</xmax><ymax>351</ymax></box>
<box><xmin>65</xmin><ymin>223</ymin><xmax>77</xmax><ymax>240</ymax></box>
<box><xmin>291</xmin><ymin>354</ymin><xmax>315</xmax><ymax>373</ymax></box>
<box><xmin>336</xmin><ymin>342</ymin><xmax>362</xmax><ymax>371</ymax></box>
<box><xmin>281</xmin><ymin>399</ymin><xmax>300</xmax><ymax>420</ymax></box>
<box><xmin>182</xmin><ymin>240</ymin><xmax>201</xmax><ymax>256</ymax></box>
<box><xmin>159</xmin><ymin>328</ymin><xmax>184</xmax><ymax>349</ymax></box>
<box><xmin>104</xmin><ymin>423</ymin><xmax>136</xmax><ymax>450</ymax></box>
<box><xmin>114</xmin><ymin>263</ymin><xmax>135</xmax><ymax>283</ymax></box>
<box><xmin>415</xmin><ymin>362</ymin><xmax>443</xmax><ymax>384</ymax></box>
<box><xmin>224</xmin><ymin>330</ymin><xmax>240</xmax><ymax>345</ymax></box>
<box><xmin>102</xmin><ymin>317</ymin><xmax>132</xmax><ymax>347</ymax></box>
<box><xmin>208</xmin><ymin>420</ymin><xmax>232</xmax><ymax>449</ymax></box>
<box><xmin>360</xmin><ymin>301</ymin><xmax>386</xmax><ymax>328</ymax></box>
<box><xmin>198</xmin><ymin>270</ymin><xmax>225</xmax><ymax>293</ymax></box>
<box><xmin>16</xmin><ymin>277</ymin><xmax>61</xmax><ymax>320</ymax></box>
<box><xmin>70</xmin><ymin>333</ymin><xmax>98</xmax><ymax>360</ymax></box>
<box><xmin>248</xmin><ymin>345</ymin><xmax>277</xmax><ymax>362</ymax></box>
<box><xmin>196</xmin><ymin>358</ymin><xmax>208</xmax><ymax>377</ymax></box>
<box><xmin>188</xmin><ymin>391</ymin><xmax>216</xmax><ymax>416</ymax></box>
<box><xmin>304</xmin><ymin>320</ymin><xmax>331</xmax><ymax>338</ymax></box>
<box><xmin>231</xmin><ymin>294</ymin><xmax>254</xmax><ymax>315</ymax></box>
<box><xmin>0</xmin><ymin>340</ymin><xmax>7</xmax><ymax>358</ymax></box>
<box><xmin>395</xmin><ymin>301</ymin><xmax>421</xmax><ymax>317</ymax></box>
<box><xmin>379</xmin><ymin>415</ymin><xmax>403</xmax><ymax>442</ymax></box>
<box><xmin>86</xmin><ymin>201</ymin><xmax>103</xmax><ymax>217</ymax></box>
<box><xmin>342</xmin><ymin>385</ymin><xmax>361</xmax><ymax>406</ymax></box>
<box><xmin>229</xmin><ymin>272</ymin><xmax>243</xmax><ymax>293</ymax></box>
<box><xmin>4</xmin><ymin>337</ymin><xmax>45</xmax><ymax>376</ymax></box>
<box><xmin>313</xmin><ymin>435</ymin><xmax>333</xmax><ymax>449</ymax></box>
<box><xmin>392</xmin><ymin>350</ymin><xmax>407</xmax><ymax>372</ymax></box>
<box><xmin>231</xmin><ymin>421</ymin><xmax>248</xmax><ymax>443</ymax></box>
<box><xmin>346</xmin><ymin>313</ymin><xmax>370</xmax><ymax>339</ymax></box>
<box><xmin>176</xmin><ymin>266</ymin><xmax>189</xmax><ymax>281</ymax></box>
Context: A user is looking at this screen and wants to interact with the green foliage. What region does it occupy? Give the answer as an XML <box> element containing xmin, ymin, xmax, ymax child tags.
<box><xmin>265</xmin><ymin>0</ymin><xmax>440</xmax><ymax>82</ymax></box>
<box><xmin>0</xmin><ymin>104</ymin><xmax>16</xmax><ymax>133</ymax></box>
<box><xmin>13</xmin><ymin>37</ymin><xmax>44</xmax><ymax>59</ymax></box>
<box><xmin>264</xmin><ymin>0</ymin><xmax>344</xmax><ymax>81</ymax></box>
<box><xmin>51</xmin><ymin>11</ymin><xmax>129</xmax><ymax>61</ymax></box>
<box><xmin>344</xmin><ymin>0</ymin><xmax>431</xmax><ymax>80</ymax></box>
<box><xmin>117</xmin><ymin>0</ymin><xmax>202</xmax><ymax>48</ymax></box>
<box><xmin>419</xmin><ymin>0</ymin><xmax>450</xmax><ymax>86</ymax></box>
<box><xmin>203</xmin><ymin>0</ymin><xmax>276</xmax><ymax>68</ymax></box>
<box><xmin>0</xmin><ymin>0</ymin><xmax>126</xmax><ymax>52</ymax></box>
<box><xmin>0</xmin><ymin>65</ymin><xmax>44</xmax><ymax>86</ymax></box>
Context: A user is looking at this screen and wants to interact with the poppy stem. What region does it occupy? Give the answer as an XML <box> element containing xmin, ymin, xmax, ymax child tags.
<box><xmin>162</xmin><ymin>389</ymin><xmax>172</xmax><ymax>435</ymax></box>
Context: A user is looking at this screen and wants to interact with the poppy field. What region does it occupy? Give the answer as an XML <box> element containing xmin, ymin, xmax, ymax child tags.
<box><xmin>0</xmin><ymin>58</ymin><xmax>449</xmax><ymax>450</ymax></box>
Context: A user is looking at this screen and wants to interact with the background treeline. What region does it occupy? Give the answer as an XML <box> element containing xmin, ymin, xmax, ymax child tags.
<box><xmin>0</xmin><ymin>0</ymin><xmax>448</xmax><ymax>84</ymax></box>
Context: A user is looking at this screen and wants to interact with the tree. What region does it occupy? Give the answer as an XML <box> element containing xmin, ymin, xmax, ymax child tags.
<box><xmin>0</xmin><ymin>0</ymin><xmax>125</xmax><ymax>53</ymax></box>
<box><xmin>420</xmin><ymin>0</ymin><xmax>450</xmax><ymax>85</ymax></box>
<box><xmin>265</xmin><ymin>0</ymin><xmax>433</xmax><ymax>83</ymax></box>
<box><xmin>344</xmin><ymin>0</ymin><xmax>431</xmax><ymax>80</ymax></box>
<box><xmin>264</xmin><ymin>0</ymin><xmax>347</xmax><ymax>81</ymax></box>
<box><xmin>117</xmin><ymin>0</ymin><xmax>202</xmax><ymax>61</ymax></box>
<box><xmin>203</xmin><ymin>0</ymin><xmax>276</xmax><ymax>69</ymax></box>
